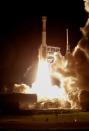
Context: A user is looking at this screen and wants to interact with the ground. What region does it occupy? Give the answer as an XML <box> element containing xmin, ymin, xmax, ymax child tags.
<box><xmin>0</xmin><ymin>110</ymin><xmax>89</xmax><ymax>130</ymax></box>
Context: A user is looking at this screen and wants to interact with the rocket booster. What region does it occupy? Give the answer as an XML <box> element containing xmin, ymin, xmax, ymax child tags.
<box><xmin>39</xmin><ymin>16</ymin><xmax>47</xmax><ymax>60</ymax></box>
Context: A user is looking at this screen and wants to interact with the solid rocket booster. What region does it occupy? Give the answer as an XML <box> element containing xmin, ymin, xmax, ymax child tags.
<box><xmin>39</xmin><ymin>16</ymin><xmax>47</xmax><ymax>60</ymax></box>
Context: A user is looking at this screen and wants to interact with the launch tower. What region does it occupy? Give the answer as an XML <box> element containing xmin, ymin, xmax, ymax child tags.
<box><xmin>39</xmin><ymin>16</ymin><xmax>61</xmax><ymax>63</ymax></box>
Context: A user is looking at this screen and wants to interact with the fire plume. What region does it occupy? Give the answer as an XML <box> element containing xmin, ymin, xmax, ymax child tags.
<box><xmin>30</xmin><ymin>59</ymin><xmax>67</xmax><ymax>102</ymax></box>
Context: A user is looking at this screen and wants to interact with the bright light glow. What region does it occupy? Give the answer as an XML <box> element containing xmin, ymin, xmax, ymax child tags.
<box><xmin>13</xmin><ymin>56</ymin><xmax>79</xmax><ymax>109</ymax></box>
<box><xmin>30</xmin><ymin>59</ymin><xmax>67</xmax><ymax>102</ymax></box>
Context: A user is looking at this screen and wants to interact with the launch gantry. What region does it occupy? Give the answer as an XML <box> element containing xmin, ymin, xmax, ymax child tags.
<box><xmin>38</xmin><ymin>16</ymin><xmax>70</xmax><ymax>63</ymax></box>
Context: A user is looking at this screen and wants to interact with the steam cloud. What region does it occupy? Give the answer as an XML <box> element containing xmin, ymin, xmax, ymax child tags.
<box><xmin>13</xmin><ymin>84</ymin><xmax>30</xmax><ymax>94</ymax></box>
<box><xmin>50</xmin><ymin>0</ymin><xmax>89</xmax><ymax>109</ymax></box>
<box><xmin>70</xmin><ymin>0</ymin><xmax>89</xmax><ymax>109</ymax></box>
<box><xmin>84</xmin><ymin>0</ymin><xmax>89</xmax><ymax>12</ymax></box>
<box><xmin>73</xmin><ymin>0</ymin><xmax>89</xmax><ymax>91</ymax></box>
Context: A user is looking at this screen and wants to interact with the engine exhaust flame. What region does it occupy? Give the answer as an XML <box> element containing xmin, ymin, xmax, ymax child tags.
<box><xmin>30</xmin><ymin>59</ymin><xmax>67</xmax><ymax>102</ymax></box>
<box><xmin>13</xmin><ymin>54</ymin><xmax>80</xmax><ymax>109</ymax></box>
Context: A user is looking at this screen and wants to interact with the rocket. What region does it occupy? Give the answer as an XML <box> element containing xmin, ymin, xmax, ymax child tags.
<box><xmin>39</xmin><ymin>16</ymin><xmax>47</xmax><ymax>60</ymax></box>
<box><xmin>66</xmin><ymin>28</ymin><xmax>70</xmax><ymax>55</ymax></box>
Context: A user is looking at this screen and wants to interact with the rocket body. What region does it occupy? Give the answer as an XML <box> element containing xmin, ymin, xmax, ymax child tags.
<box><xmin>39</xmin><ymin>45</ymin><xmax>47</xmax><ymax>60</ymax></box>
<box><xmin>39</xmin><ymin>16</ymin><xmax>47</xmax><ymax>60</ymax></box>
<box><xmin>66</xmin><ymin>29</ymin><xmax>70</xmax><ymax>55</ymax></box>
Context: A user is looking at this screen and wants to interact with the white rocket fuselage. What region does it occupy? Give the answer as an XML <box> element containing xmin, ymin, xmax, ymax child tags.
<box><xmin>39</xmin><ymin>16</ymin><xmax>47</xmax><ymax>60</ymax></box>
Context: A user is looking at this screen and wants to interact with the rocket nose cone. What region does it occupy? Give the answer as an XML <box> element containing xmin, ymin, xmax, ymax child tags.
<box><xmin>42</xmin><ymin>16</ymin><xmax>47</xmax><ymax>22</ymax></box>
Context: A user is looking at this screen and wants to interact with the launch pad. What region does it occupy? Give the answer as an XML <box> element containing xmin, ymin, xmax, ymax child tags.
<box><xmin>0</xmin><ymin>107</ymin><xmax>89</xmax><ymax>130</ymax></box>
<box><xmin>1</xmin><ymin>15</ymin><xmax>85</xmax><ymax>112</ymax></box>
<box><xmin>7</xmin><ymin>16</ymin><xmax>75</xmax><ymax>111</ymax></box>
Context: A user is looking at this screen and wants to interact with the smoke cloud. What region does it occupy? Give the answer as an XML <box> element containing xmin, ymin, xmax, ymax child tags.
<box><xmin>13</xmin><ymin>84</ymin><xmax>30</xmax><ymax>94</ymax></box>
<box><xmin>71</xmin><ymin>3</ymin><xmax>89</xmax><ymax>109</ymax></box>
<box><xmin>84</xmin><ymin>0</ymin><xmax>89</xmax><ymax>12</ymax></box>
<box><xmin>73</xmin><ymin>24</ymin><xmax>89</xmax><ymax>91</ymax></box>
<box><xmin>50</xmin><ymin>1</ymin><xmax>89</xmax><ymax>108</ymax></box>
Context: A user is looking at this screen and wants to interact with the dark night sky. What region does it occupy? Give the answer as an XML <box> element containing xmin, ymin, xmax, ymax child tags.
<box><xmin>0</xmin><ymin>0</ymin><xmax>87</xmax><ymax>85</ymax></box>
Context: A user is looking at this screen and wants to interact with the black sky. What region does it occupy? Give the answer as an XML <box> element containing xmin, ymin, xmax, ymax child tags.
<box><xmin>0</xmin><ymin>0</ymin><xmax>87</xmax><ymax>86</ymax></box>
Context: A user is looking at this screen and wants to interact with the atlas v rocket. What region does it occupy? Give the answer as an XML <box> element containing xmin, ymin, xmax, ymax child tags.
<box><xmin>38</xmin><ymin>16</ymin><xmax>70</xmax><ymax>61</ymax></box>
<box><xmin>66</xmin><ymin>29</ymin><xmax>70</xmax><ymax>55</ymax></box>
<box><xmin>39</xmin><ymin>16</ymin><xmax>47</xmax><ymax>61</ymax></box>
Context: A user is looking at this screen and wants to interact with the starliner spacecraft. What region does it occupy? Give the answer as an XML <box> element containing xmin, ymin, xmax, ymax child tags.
<box><xmin>39</xmin><ymin>16</ymin><xmax>47</xmax><ymax>61</ymax></box>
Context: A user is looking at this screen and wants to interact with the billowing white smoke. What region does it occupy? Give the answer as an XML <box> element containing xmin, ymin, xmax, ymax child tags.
<box><xmin>51</xmin><ymin>52</ymin><xmax>80</xmax><ymax>109</ymax></box>
<box><xmin>72</xmin><ymin>35</ymin><xmax>89</xmax><ymax>110</ymax></box>
<box><xmin>48</xmin><ymin>0</ymin><xmax>89</xmax><ymax>109</ymax></box>
<box><xmin>84</xmin><ymin>0</ymin><xmax>89</xmax><ymax>12</ymax></box>
<box><xmin>13</xmin><ymin>84</ymin><xmax>30</xmax><ymax>94</ymax></box>
<box><xmin>71</xmin><ymin>1</ymin><xmax>89</xmax><ymax>110</ymax></box>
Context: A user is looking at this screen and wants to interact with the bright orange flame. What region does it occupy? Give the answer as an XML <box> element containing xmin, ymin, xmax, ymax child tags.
<box><xmin>30</xmin><ymin>59</ymin><xmax>67</xmax><ymax>102</ymax></box>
